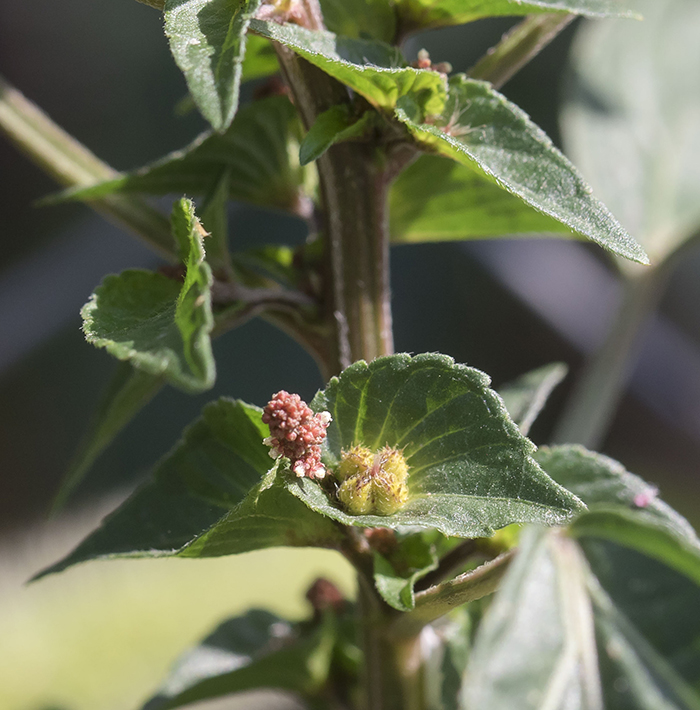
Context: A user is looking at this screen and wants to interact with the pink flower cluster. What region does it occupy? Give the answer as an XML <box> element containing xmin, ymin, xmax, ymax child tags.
<box><xmin>262</xmin><ymin>391</ymin><xmax>332</xmax><ymax>479</ymax></box>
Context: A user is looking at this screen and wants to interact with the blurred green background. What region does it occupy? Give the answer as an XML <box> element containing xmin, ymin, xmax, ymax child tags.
<box><xmin>1</xmin><ymin>2</ymin><xmax>700</xmax><ymax>709</ymax></box>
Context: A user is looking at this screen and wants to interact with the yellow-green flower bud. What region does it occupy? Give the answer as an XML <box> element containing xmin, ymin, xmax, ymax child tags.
<box><xmin>336</xmin><ymin>445</ymin><xmax>374</xmax><ymax>481</ymax></box>
<box><xmin>336</xmin><ymin>446</ymin><xmax>409</xmax><ymax>516</ymax></box>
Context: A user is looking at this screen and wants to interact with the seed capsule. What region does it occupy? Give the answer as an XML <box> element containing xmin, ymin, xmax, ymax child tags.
<box><xmin>336</xmin><ymin>445</ymin><xmax>409</xmax><ymax>516</ymax></box>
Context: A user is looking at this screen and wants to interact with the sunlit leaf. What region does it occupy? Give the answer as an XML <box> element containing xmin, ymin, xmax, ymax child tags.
<box><xmin>251</xmin><ymin>19</ymin><xmax>447</xmax><ymax>114</ymax></box>
<box><xmin>395</xmin><ymin>75</ymin><xmax>649</xmax><ymax>264</ymax></box>
<box><xmin>288</xmin><ymin>353</ymin><xmax>584</xmax><ymax>538</ymax></box>
<box><xmin>164</xmin><ymin>0</ymin><xmax>262</xmax><ymax>130</ymax></box>
<box><xmin>390</xmin><ymin>155</ymin><xmax>571</xmax><ymax>243</ymax></box>
<box><xmin>82</xmin><ymin>199</ymin><xmax>215</xmax><ymax>393</ymax></box>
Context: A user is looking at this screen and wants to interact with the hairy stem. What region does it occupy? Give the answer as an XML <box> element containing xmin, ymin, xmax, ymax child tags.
<box><xmin>0</xmin><ymin>74</ymin><xmax>175</xmax><ymax>261</ymax></box>
<box><xmin>273</xmin><ymin>46</ymin><xmax>398</xmax><ymax>375</ymax></box>
<box><xmin>391</xmin><ymin>552</ymin><xmax>514</xmax><ymax>639</ymax></box>
<box><xmin>552</xmin><ymin>264</ymin><xmax>667</xmax><ymax>449</ymax></box>
<box><xmin>468</xmin><ymin>13</ymin><xmax>575</xmax><ymax>90</ymax></box>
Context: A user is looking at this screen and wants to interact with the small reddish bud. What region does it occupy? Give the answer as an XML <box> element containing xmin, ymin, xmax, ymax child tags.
<box><xmin>262</xmin><ymin>391</ymin><xmax>331</xmax><ymax>479</ymax></box>
<box><xmin>306</xmin><ymin>577</ymin><xmax>346</xmax><ymax>615</ymax></box>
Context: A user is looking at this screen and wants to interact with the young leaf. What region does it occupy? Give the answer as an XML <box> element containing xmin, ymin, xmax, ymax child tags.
<box><xmin>140</xmin><ymin>610</ymin><xmax>335</xmax><ymax>710</ymax></box>
<box><xmin>395</xmin><ymin>75</ymin><xmax>649</xmax><ymax>264</ymax></box>
<box><xmin>373</xmin><ymin>535</ymin><xmax>438</xmax><ymax>611</ymax></box>
<box><xmin>299</xmin><ymin>105</ymin><xmax>375</xmax><ymax>166</ymax></box>
<box><xmin>52</xmin><ymin>364</ymin><xmax>164</xmax><ymax>513</ymax></box>
<box><xmin>462</xmin><ymin>528</ymin><xmax>700</xmax><ymax>710</ymax></box>
<box><xmin>164</xmin><ymin>0</ymin><xmax>262</xmax><ymax>131</ymax></box>
<box><xmin>288</xmin><ymin>353</ymin><xmax>584</xmax><ymax>538</ymax></box>
<box><xmin>82</xmin><ymin>199</ymin><xmax>215</xmax><ymax>392</ymax></box>
<box><xmin>562</xmin><ymin>0</ymin><xmax>700</xmax><ymax>263</ymax></box>
<box><xmin>498</xmin><ymin>362</ymin><xmax>568</xmax><ymax>436</ymax></box>
<box><xmin>396</xmin><ymin>0</ymin><xmax>638</xmax><ymax>33</ymax></box>
<box><xmin>390</xmin><ymin>155</ymin><xmax>572</xmax><ymax>243</ymax></box>
<box><xmin>320</xmin><ymin>0</ymin><xmax>397</xmax><ymax>42</ymax></box>
<box><xmin>34</xmin><ymin>399</ymin><xmax>342</xmax><ymax>580</ymax></box>
<box><xmin>53</xmin><ymin>97</ymin><xmax>308</xmax><ymax>215</ymax></box>
<box><xmin>250</xmin><ymin>19</ymin><xmax>447</xmax><ymax>115</ymax></box>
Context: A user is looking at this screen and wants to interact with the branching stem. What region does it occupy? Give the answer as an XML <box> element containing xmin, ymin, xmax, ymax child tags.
<box><xmin>0</xmin><ymin>74</ymin><xmax>176</xmax><ymax>261</ymax></box>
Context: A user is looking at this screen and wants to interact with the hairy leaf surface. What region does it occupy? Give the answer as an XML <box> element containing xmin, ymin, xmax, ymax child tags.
<box><xmin>538</xmin><ymin>445</ymin><xmax>700</xmax><ymax>584</ymax></box>
<box><xmin>395</xmin><ymin>75</ymin><xmax>648</xmax><ymax>263</ymax></box>
<box><xmin>289</xmin><ymin>353</ymin><xmax>584</xmax><ymax>538</ymax></box>
<box><xmin>82</xmin><ymin>199</ymin><xmax>215</xmax><ymax>392</ymax></box>
<box><xmin>390</xmin><ymin>155</ymin><xmax>571</xmax><ymax>243</ymax></box>
<box><xmin>251</xmin><ymin>19</ymin><xmax>447</xmax><ymax>114</ymax></box>
<box><xmin>165</xmin><ymin>0</ymin><xmax>261</xmax><ymax>130</ymax></box>
<box><xmin>35</xmin><ymin>400</ymin><xmax>341</xmax><ymax>579</ymax></box>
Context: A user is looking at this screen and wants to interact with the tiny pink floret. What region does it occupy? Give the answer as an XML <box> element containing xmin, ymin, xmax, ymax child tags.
<box><xmin>633</xmin><ymin>486</ymin><xmax>659</xmax><ymax>508</ymax></box>
<box><xmin>262</xmin><ymin>391</ymin><xmax>332</xmax><ymax>480</ymax></box>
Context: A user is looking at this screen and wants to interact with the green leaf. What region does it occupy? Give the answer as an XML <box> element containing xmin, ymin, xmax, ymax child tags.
<box><xmin>34</xmin><ymin>399</ymin><xmax>343</xmax><ymax>580</ymax></box>
<box><xmin>583</xmin><ymin>538</ymin><xmax>700</xmax><ymax>707</ymax></box>
<box><xmin>373</xmin><ymin>535</ymin><xmax>438</xmax><ymax>611</ymax></box>
<box><xmin>164</xmin><ymin>0</ymin><xmax>262</xmax><ymax>131</ymax></box>
<box><xmin>53</xmin><ymin>96</ymin><xmax>308</xmax><ymax>215</ymax></box>
<box><xmin>299</xmin><ymin>104</ymin><xmax>375</xmax><ymax>166</ymax></box>
<box><xmin>396</xmin><ymin>0</ymin><xmax>638</xmax><ymax>33</ymax></box>
<box><xmin>537</xmin><ymin>445</ymin><xmax>700</xmax><ymax>584</ymax></box>
<box><xmin>389</xmin><ymin>155</ymin><xmax>572</xmax><ymax>243</ymax></box>
<box><xmin>288</xmin><ymin>353</ymin><xmax>584</xmax><ymax>538</ymax></box>
<box><xmin>251</xmin><ymin>19</ymin><xmax>447</xmax><ymax>114</ymax></box>
<box><xmin>498</xmin><ymin>362</ymin><xmax>568</xmax><ymax>436</ymax></box>
<box><xmin>140</xmin><ymin>610</ymin><xmax>335</xmax><ymax>710</ymax></box>
<box><xmin>562</xmin><ymin>0</ymin><xmax>700</xmax><ymax>264</ymax></box>
<box><xmin>52</xmin><ymin>363</ymin><xmax>164</xmax><ymax>513</ymax></box>
<box><xmin>462</xmin><ymin>528</ymin><xmax>700</xmax><ymax>710</ymax></box>
<box><xmin>537</xmin><ymin>445</ymin><xmax>700</xmax><ymax>543</ymax></box>
<box><xmin>395</xmin><ymin>75</ymin><xmax>649</xmax><ymax>264</ymax></box>
<box><xmin>82</xmin><ymin>199</ymin><xmax>215</xmax><ymax>392</ymax></box>
<box><xmin>320</xmin><ymin>0</ymin><xmax>397</xmax><ymax>42</ymax></box>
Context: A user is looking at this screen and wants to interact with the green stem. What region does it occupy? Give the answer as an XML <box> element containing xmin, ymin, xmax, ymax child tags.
<box><xmin>552</xmin><ymin>265</ymin><xmax>668</xmax><ymax>449</ymax></box>
<box><xmin>356</xmin><ymin>574</ymin><xmax>404</xmax><ymax>710</ymax></box>
<box><xmin>0</xmin><ymin>74</ymin><xmax>175</xmax><ymax>261</ymax></box>
<box><xmin>468</xmin><ymin>13</ymin><xmax>575</xmax><ymax>90</ymax></box>
<box><xmin>391</xmin><ymin>552</ymin><xmax>513</xmax><ymax>639</ymax></box>
<box><xmin>272</xmin><ymin>46</ymin><xmax>402</xmax><ymax>376</ymax></box>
